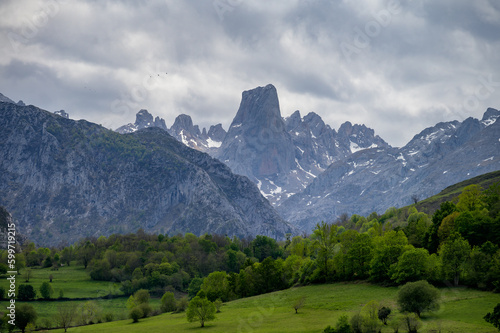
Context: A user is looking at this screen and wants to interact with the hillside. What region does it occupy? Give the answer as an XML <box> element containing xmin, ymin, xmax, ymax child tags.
<box><xmin>34</xmin><ymin>283</ymin><xmax>500</xmax><ymax>333</ymax></box>
<box><xmin>415</xmin><ymin>170</ymin><xmax>500</xmax><ymax>215</ymax></box>
<box><xmin>0</xmin><ymin>102</ymin><xmax>293</xmax><ymax>245</ymax></box>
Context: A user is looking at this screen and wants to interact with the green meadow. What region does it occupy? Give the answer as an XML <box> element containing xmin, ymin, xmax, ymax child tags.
<box><xmin>34</xmin><ymin>282</ymin><xmax>500</xmax><ymax>333</ymax></box>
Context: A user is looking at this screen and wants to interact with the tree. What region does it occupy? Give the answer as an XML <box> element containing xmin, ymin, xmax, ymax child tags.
<box><xmin>369</xmin><ymin>230</ymin><xmax>408</xmax><ymax>282</ymax></box>
<box><xmin>18</xmin><ymin>284</ymin><xmax>36</xmax><ymax>300</ymax></box>
<box><xmin>57</xmin><ymin>304</ymin><xmax>77</xmax><ymax>332</ymax></box>
<box><xmin>214</xmin><ymin>298</ymin><xmax>223</xmax><ymax>313</ymax></box>
<box><xmin>127</xmin><ymin>289</ymin><xmax>150</xmax><ymax>309</ymax></box>
<box><xmin>24</xmin><ymin>268</ymin><xmax>32</xmax><ymax>282</ymax></box>
<box><xmin>439</xmin><ymin>234</ymin><xmax>471</xmax><ymax>286</ymax></box>
<box><xmin>292</xmin><ymin>296</ymin><xmax>306</xmax><ymax>314</ymax></box>
<box><xmin>77</xmin><ymin>300</ymin><xmax>101</xmax><ymax>325</ymax></box>
<box><xmin>390</xmin><ymin>247</ymin><xmax>431</xmax><ymax>284</ymax></box>
<box><xmin>200</xmin><ymin>271</ymin><xmax>229</xmax><ymax>302</ymax></box>
<box><xmin>16</xmin><ymin>304</ymin><xmax>37</xmax><ymax>333</ymax></box>
<box><xmin>484</xmin><ymin>303</ymin><xmax>500</xmax><ymax>331</ymax></box>
<box><xmin>378</xmin><ymin>306</ymin><xmax>391</xmax><ymax>325</ymax></box>
<box><xmin>161</xmin><ymin>291</ymin><xmax>177</xmax><ymax>313</ymax></box>
<box><xmin>188</xmin><ymin>277</ymin><xmax>204</xmax><ymax>299</ymax></box>
<box><xmin>312</xmin><ymin>221</ymin><xmax>338</xmax><ymax>280</ymax></box>
<box><xmin>39</xmin><ymin>281</ymin><xmax>53</xmax><ymax>299</ymax></box>
<box><xmin>401</xmin><ymin>313</ymin><xmax>422</xmax><ymax>333</ymax></box>
<box><xmin>129</xmin><ymin>307</ymin><xmax>143</xmax><ymax>323</ymax></box>
<box><xmin>186</xmin><ymin>296</ymin><xmax>216</xmax><ymax>327</ymax></box>
<box><xmin>397</xmin><ymin>280</ymin><xmax>440</xmax><ymax>317</ymax></box>
<box><xmin>457</xmin><ymin>184</ymin><xmax>486</xmax><ymax>212</ymax></box>
<box><xmin>77</xmin><ymin>240</ymin><xmax>96</xmax><ymax>269</ymax></box>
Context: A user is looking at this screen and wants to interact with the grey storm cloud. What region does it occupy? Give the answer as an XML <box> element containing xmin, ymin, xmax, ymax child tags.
<box><xmin>0</xmin><ymin>0</ymin><xmax>499</xmax><ymax>147</ymax></box>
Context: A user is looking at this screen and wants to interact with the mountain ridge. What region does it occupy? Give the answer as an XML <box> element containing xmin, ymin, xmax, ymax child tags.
<box><xmin>0</xmin><ymin>101</ymin><xmax>294</xmax><ymax>245</ymax></box>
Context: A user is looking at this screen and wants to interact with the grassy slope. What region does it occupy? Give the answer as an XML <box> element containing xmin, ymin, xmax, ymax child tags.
<box><xmin>44</xmin><ymin>282</ymin><xmax>500</xmax><ymax>333</ymax></box>
<box><xmin>414</xmin><ymin>170</ymin><xmax>500</xmax><ymax>215</ymax></box>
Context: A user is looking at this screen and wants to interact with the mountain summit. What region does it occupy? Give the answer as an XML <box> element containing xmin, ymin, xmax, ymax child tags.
<box><xmin>217</xmin><ymin>84</ymin><xmax>296</xmax><ymax>178</ymax></box>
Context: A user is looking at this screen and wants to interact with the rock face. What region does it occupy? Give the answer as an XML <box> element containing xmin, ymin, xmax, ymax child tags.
<box><xmin>278</xmin><ymin>108</ymin><xmax>500</xmax><ymax>232</ymax></box>
<box><xmin>0</xmin><ymin>101</ymin><xmax>294</xmax><ymax>245</ymax></box>
<box><xmin>217</xmin><ymin>84</ymin><xmax>296</xmax><ymax>179</ymax></box>
<box><xmin>167</xmin><ymin>114</ymin><xmax>226</xmax><ymax>153</ymax></box>
<box><xmin>54</xmin><ymin>110</ymin><xmax>69</xmax><ymax>119</ymax></box>
<box><xmin>116</xmin><ymin>109</ymin><xmax>168</xmax><ymax>134</ymax></box>
<box><xmin>215</xmin><ymin>84</ymin><xmax>388</xmax><ymax>204</ymax></box>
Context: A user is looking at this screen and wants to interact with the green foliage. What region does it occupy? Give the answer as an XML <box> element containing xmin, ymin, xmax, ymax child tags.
<box><xmin>201</xmin><ymin>271</ymin><xmax>229</xmax><ymax>302</ymax></box>
<box><xmin>138</xmin><ymin>302</ymin><xmax>152</xmax><ymax>318</ymax></box>
<box><xmin>129</xmin><ymin>306</ymin><xmax>143</xmax><ymax>323</ymax></box>
<box><xmin>292</xmin><ymin>295</ymin><xmax>306</xmax><ymax>314</ymax></box>
<box><xmin>312</xmin><ymin>221</ymin><xmax>338</xmax><ymax>281</ymax></box>
<box><xmin>324</xmin><ymin>315</ymin><xmax>352</xmax><ymax>333</ymax></box>
<box><xmin>186</xmin><ymin>296</ymin><xmax>216</xmax><ymax>327</ymax></box>
<box><xmin>18</xmin><ymin>284</ymin><xmax>36</xmax><ymax>300</ymax></box>
<box><xmin>457</xmin><ymin>184</ymin><xmax>486</xmax><ymax>212</ymax></box>
<box><xmin>390</xmin><ymin>247</ymin><xmax>431</xmax><ymax>284</ymax></box>
<box><xmin>176</xmin><ymin>296</ymin><xmax>189</xmax><ymax>313</ymax></box>
<box><xmin>39</xmin><ymin>281</ymin><xmax>53</xmax><ymax>299</ymax></box>
<box><xmin>16</xmin><ymin>304</ymin><xmax>37</xmax><ymax>333</ymax></box>
<box><xmin>401</xmin><ymin>313</ymin><xmax>422</xmax><ymax>333</ymax></box>
<box><xmin>439</xmin><ymin>234</ymin><xmax>471</xmax><ymax>286</ymax></box>
<box><xmin>484</xmin><ymin>303</ymin><xmax>500</xmax><ymax>331</ymax></box>
<box><xmin>378</xmin><ymin>306</ymin><xmax>391</xmax><ymax>325</ymax></box>
<box><xmin>397</xmin><ymin>280</ymin><xmax>440</xmax><ymax>317</ymax></box>
<box><xmin>188</xmin><ymin>277</ymin><xmax>203</xmax><ymax>299</ymax></box>
<box><xmin>160</xmin><ymin>291</ymin><xmax>177</xmax><ymax>313</ymax></box>
<box><xmin>214</xmin><ymin>298</ymin><xmax>223</xmax><ymax>313</ymax></box>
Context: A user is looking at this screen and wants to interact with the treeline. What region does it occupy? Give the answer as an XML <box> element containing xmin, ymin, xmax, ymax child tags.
<box><xmin>2</xmin><ymin>183</ymin><xmax>499</xmax><ymax>304</ymax></box>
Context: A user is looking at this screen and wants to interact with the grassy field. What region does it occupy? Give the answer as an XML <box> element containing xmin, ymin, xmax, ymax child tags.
<box><xmin>0</xmin><ymin>263</ymin><xmax>123</xmax><ymax>299</ymax></box>
<box><xmin>2</xmin><ymin>264</ymin><xmax>500</xmax><ymax>332</ymax></box>
<box><xmin>38</xmin><ymin>282</ymin><xmax>500</xmax><ymax>333</ymax></box>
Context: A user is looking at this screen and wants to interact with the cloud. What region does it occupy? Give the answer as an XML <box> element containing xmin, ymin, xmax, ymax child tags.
<box><xmin>0</xmin><ymin>0</ymin><xmax>499</xmax><ymax>146</ymax></box>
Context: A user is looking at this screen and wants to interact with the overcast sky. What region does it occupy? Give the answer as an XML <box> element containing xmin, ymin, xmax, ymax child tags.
<box><xmin>1</xmin><ymin>0</ymin><xmax>499</xmax><ymax>147</ymax></box>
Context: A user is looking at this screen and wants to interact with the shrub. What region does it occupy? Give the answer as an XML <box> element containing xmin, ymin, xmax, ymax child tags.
<box><xmin>138</xmin><ymin>303</ymin><xmax>152</xmax><ymax>318</ymax></box>
<box><xmin>160</xmin><ymin>291</ymin><xmax>177</xmax><ymax>313</ymax></box>
<box><xmin>397</xmin><ymin>280</ymin><xmax>440</xmax><ymax>317</ymax></box>
<box><xmin>401</xmin><ymin>313</ymin><xmax>422</xmax><ymax>333</ymax></box>
<box><xmin>484</xmin><ymin>303</ymin><xmax>500</xmax><ymax>331</ymax></box>
<box><xmin>214</xmin><ymin>298</ymin><xmax>223</xmax><ymax>313</ymax></box>
<box><xmin>40</xmin><ymin>281</ymin><xmax>53</xmax><ymax>299</ymax></box>
<box><xmin>129</xmin><ymin>307</ymin><xmax>143</xmax><ymax>323</ymax></box>
<box><xmin>176</xmin><ymin>296</ymin><xmax>189</xmax><ymax>313</ymax></box>
<box><xmin>378</xmin><ymin>306</ymin><xmax>391</xmax><ymax>325</ymax></box>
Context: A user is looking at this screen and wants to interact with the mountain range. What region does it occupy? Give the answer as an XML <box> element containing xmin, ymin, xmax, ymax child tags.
<box><xmin>0</xmin><ymin>99</ymin><xmax>293</xmax><ymax>245</ymax></box>
<box><xmin>114</xmin><ymin>84</ymin><xmax>500</xmax><ymax>232</ymax></box>
<box><xmin>1</xmin><ymin>84</ymin><xmax>499</xmax><ymax>244</ymax></box>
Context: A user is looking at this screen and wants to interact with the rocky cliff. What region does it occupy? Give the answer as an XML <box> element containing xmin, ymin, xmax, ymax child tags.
<box><xmin>0</xmin><ymin>101</ymin><xmax>293</xmax><ymax>245</ymax></box>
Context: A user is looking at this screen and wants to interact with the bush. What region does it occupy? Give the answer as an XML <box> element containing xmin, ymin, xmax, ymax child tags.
<box><xmin>401</xmin><ymin>313</ymin><xmax>422</xmax><ymax>333</ymax></box>
<box><xmin>40</xmin><ymin>281</ymin><xmax>53</xmax><ymax>299</ymax></box>
<box><xmin>335</xmin><ymin>315</ymin><xmax>352</xmax><ymax>333</ymax></box>
<box><xmin>129</xmin><ymin>307</ymin><xmax>143</xmax><ymax>323</ymax></box>
<box><xmin>160</xmin><ymin>291</ymin><xmax>177</xmax><ymax>313</ymax></box>
<box><xmin>138</xmin><ymin>303</ymin><xmax>152</xmax><ymax>318</ymax></box>
<box><xmin>484</xmin><ymin>303</ymin><xmax>500</xmax><ymax>331</ymax></box>
<box><xmin>176</xmin><ymin>296</ymin><xmax>189</xmax><ymax>312</ymax></box>
<box><xmin>378</xmin><ymin>306</ymin><xmax>391</xmax><ymax>325</ymax></box>
<box><xmin>0</xmin><ymin>286</ymin><xmax>5</xmax><ymax>300</ymax></box>
<box><xmin>18</xmin><ymin>284</ymin><xmax>36</xmax><ymax>300</ymax></box>
<box><xmin>104</xmin><ymin>312</ymin><xmax>114</xmax><ymax>322</ymax></box>
<box><xmin>350</xmin><ymin>313</ymin><xmax>363</xmax><ymax>333</ymax></box>
<box><xmin>397</xmin><ymin>280</ymin><xmax>440</xmax><ymax>317</ymax></box>
<box><xmin>214</xmin><ymin>298</ymin><xmax>223</xmax><ymax>313</ymax></box>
